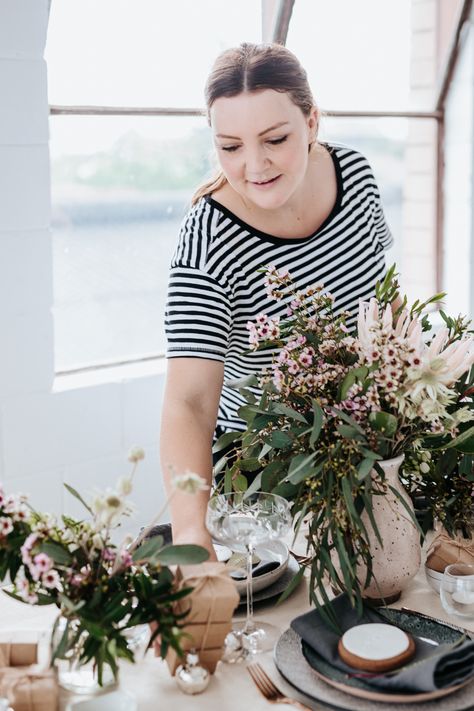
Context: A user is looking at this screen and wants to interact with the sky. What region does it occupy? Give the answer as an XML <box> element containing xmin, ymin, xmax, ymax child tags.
<box><xmin>45</xmin><ymin>0</ymin><xmax>412</xmax><ymax>156</ymax></box>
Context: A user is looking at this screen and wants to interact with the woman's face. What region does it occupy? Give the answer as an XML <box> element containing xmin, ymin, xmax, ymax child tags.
<box><xmin>210</xmin><ymin>89</ymin><xmax>317</xmax><ymax>211</ymax></box>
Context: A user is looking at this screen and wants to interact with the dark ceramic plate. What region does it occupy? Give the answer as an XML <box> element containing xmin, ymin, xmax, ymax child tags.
<box><xmin>274</xmin><ymin>609</ymin><xmax>474</xmax><ymax>709</ymax></box>
<box><xmin>237</xmin><ymin>555</ymin><xmax>301</xmax><ymax>607</ymax></box>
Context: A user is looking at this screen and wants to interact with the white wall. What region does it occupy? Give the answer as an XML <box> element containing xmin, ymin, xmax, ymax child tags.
<box><xmin>443</xmin><ymin>11</ymin><xmax>474</xmax><ymax>317</ymax></box>
<box><xmin>0</xmin><ymin>0</ymin><xmax>168</xmax><ymax>537</ymax></box>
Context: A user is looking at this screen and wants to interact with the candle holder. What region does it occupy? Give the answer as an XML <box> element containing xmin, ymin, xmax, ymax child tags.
<box><xmin>440</xmin><ymin>563</ymin><xmax>474</xmax><ymax>621</ymax></box>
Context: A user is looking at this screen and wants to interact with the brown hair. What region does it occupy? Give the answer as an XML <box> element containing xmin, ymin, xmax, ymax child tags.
<box><xmin>191</xmin><ymin>42</ymin><xmax>319</xmax><ymax>205</ymax></box>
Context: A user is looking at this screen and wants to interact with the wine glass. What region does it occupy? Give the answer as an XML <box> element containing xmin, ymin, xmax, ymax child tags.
<box><xmin>206</xmin><ymin>491</ymin><xmax>292</xmax><ymax>659</ymax></box>
<box><xmin>440</xmin><ymin>563</ymin><xmax>474</xmax><ymax>621</ymax></box>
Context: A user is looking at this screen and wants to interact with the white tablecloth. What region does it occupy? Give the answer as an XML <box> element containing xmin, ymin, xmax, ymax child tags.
<box><xmin>1</xmin><ymin>560</ymin><xmax>473</xmax><ymax>710</ymax></box>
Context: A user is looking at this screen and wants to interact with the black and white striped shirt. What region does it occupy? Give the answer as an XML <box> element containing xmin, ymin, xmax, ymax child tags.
<box><xmin>165</xmin><ymin>143</ymin><xmax>393</xmax><ymax>432</ymax></box>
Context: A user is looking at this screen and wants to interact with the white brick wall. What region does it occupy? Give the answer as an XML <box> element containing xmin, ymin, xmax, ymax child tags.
<box><xmin>401</xmin><ymin>0</ymin><xmax>438</xmax><ymax>303</ymax></box>
<box><xmin>442</xmin><ymin>12</ymin><xmax>474</xmax><ymax>316</ymax></box>
<box><xmin>0</xmin><ymin>0</ymin><xmax>167</xmax><ymax>533</ymax></box>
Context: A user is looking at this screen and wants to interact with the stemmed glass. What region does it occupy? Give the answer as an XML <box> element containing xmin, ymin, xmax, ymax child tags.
<box><xmin>206</xmin><ymin>491</ymin><xmax>292</xmax><ymax>659</ymax></box>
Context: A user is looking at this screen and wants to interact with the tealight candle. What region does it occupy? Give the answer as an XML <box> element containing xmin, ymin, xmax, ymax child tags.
<box><xmin>452</xmin><ymin>590</ymin><xmax>474</xmax><ymax>605</ymax></box>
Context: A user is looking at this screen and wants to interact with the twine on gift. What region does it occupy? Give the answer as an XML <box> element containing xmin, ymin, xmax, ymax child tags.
<box><xmin>427</xmin><ymin>531</ymin><xmax>474</xmax><ymax>558</ymax></box>
<box><xmin>0</xmin><ymin>645</ymin><xmax>11</xmax><ymax>668</ymax></box>
<box><xmin>0</xmin><ymin>668</ymin><xmax>45</xmax><ymax>711</ymax></box>
<box><xmin>178</xmin><ymin>570</ymin><xmax>230</xmax><ymax>651</ymax></box>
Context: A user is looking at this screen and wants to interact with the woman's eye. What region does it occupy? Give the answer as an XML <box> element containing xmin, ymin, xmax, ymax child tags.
<box><xmin>267</xmin><ymin>136</ymin><xmax>288</xmax><ymax>146</ymax></box>
<box><xmin>221</xmin><ymin>145</ymin><xmax>240</xmax><ymax>153</ymax></box>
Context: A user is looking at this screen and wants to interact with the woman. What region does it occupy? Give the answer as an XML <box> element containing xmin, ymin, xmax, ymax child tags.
<box><xmin>160</xmin><ymin>43</ymin><xmax>393</xmax><ymax>557</ymax></box>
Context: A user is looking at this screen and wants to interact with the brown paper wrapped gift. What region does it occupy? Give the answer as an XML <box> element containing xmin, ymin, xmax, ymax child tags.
<box><xmin>0</xmin><ymin>631</ymin><xmax>50</xmax><ymax>669</ymax></box>
<box><xmin>0</xmin><ymin>666</ymin><xmax>58</xmax><ymax>711</ymax></box>
<box><xmin>165</xmin><ymin>562</ymin><xmax>240</xmax><ymax>675</ymax></box>
<box><xmin>426</xmin><ymin>531</ymin><xmax>474</xmax><ymax>573</ymax></box>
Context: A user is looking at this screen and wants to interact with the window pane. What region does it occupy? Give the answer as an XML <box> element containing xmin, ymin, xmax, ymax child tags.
<box><xmin>46</xmin><ymin>0</ymin><xmax>261</xmax><ymax>106</ymax></box>
<box><xmin>51</xmin><ymin>115</ymin><xmax>213</xmax><ymax>370</ymax></box>
<box><xmin>319</xmin><ymin>116</ymin><xmax>438</xmax><ymax>298</ymax></box>
<box><xmin>319</xmin><ymin>117</ymin><xmax>406</xmax><ymax>256</ymax></box>
<box><xmin>286</xmin><ymin>0</ymin><xmax>412</xmax><ymax>111</ymax></box>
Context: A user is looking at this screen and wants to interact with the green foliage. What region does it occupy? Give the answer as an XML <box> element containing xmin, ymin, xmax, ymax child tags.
<box><xmin>218</xmin><ymin>264</ymin><xmax>474</xmax><ymax>623</ymax></box>
<box><xmin>0</xmin><ymin>471</ymin><xmax>208</xmax><ymax>686</ymax></box>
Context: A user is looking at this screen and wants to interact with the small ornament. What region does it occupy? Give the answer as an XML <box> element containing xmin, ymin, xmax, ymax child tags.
<box><xmin>175</xmin><ymin>649</ymin><xmax>210</xmax><ymax>695</ymax></box>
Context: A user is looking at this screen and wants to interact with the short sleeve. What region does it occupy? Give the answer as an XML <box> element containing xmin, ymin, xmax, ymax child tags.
<box><xmin>371</xmin><ymin>174</ymin><xmax>394</xmax><ymax>252</ymax></box>
<box><xmin>165</xmin><ymin>265</ymin><xmax>231</xmax><ymax>362</ymax></box>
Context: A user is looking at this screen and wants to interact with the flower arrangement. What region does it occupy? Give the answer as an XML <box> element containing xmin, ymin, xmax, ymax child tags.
<box><xmin>0</xmin><ymin>448</ymin><xmax>209</xmax><ymax>686</ymax></box>
<box><xmin>215</xmin><ymin>266</ymin><xmax>474</xmax><ymax>614</ymax></box>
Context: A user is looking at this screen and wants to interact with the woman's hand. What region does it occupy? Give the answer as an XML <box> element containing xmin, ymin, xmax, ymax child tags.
<box><xmin>173</xmin><ymin>527</ymin><xmax>217</xmax><ymax>562</ymax></box>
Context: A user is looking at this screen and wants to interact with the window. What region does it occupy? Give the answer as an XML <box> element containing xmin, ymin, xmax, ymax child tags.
<box><xmin>46</xmin><ymin>0</ymin><xmax>261</xmax><ymax>370</ymax></box>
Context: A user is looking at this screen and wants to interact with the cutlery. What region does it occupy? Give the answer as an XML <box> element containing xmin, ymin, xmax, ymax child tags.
<box><xmin>230</xmin><ymin>560</ymin><xmax>281</xmax><ymax>580</ymax></box>
<box><xmin>248</xmin><ymin>663</ymin><xmax>315</xmax><ymax>710</ymax></box>
<box><xmin>400</xmin><ymin>606</ymin><xmax>474</xmax><ymax>640</ymax></box>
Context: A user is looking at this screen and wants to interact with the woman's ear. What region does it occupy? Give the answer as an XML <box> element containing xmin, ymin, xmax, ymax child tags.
<box><xmin>307</xmin><ymin>106</ymin><xmax>319</xmax><ymax>143</ymax></box>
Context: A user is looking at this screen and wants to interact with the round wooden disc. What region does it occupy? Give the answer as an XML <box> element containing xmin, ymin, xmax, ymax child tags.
<box><xmin>338</xmin><ymin>624</ymin><xmax>416</xmax><ymax>673</ymax></box>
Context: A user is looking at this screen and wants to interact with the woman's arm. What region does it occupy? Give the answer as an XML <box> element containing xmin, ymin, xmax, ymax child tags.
<box><xmin>160</xmin><ymin>357</ymin><xmax>225</xmax><ymax>558</ymax></box>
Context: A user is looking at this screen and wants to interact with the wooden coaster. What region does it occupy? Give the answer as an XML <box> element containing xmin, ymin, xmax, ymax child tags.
<box><xmin>338</xmin><ymin>623</ymin><xmax>415</xmax><ymax>673</ymax></box>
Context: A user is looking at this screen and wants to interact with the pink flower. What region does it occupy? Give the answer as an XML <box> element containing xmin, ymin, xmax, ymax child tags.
<box><xmin>256</xmin><ymin>313</ymin><xmax>267</xmax><ymax>325</ymax></box>
<box><xmin>299</xmin><ymin>352</ymin><xmax>313</xmax><ymax>367</ymax></box>
<box><xmin>42</xmin><ymin>570</ymin><xmax>60</xmax><ymax>589</ymax></box>
<box><xmin>0</xmin><ymin>517</ymin><xmax>13</xmax><ymax>537</ymax></box>
<box><xmin>21</xmin><ymin>533</ymin><xmax>38</xmax><ymax>566</ymax></box>
<box><xmin>287</xmin><ymin>360</ymin><xmax>300</xmax><ymax>375</ymax></box>
<box><xmin>33</xmin><ymin>553</ymin><xmax>53</xmax><ymax>573</ymax></box>
<box><xmin>120</xmin><ymin>550</ymin><xmax>133</xmax><ymax>568</ymax></box>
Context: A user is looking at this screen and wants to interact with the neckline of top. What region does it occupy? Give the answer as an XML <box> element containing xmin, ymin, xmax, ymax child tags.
<box><xmin>203</xmin><ymin>142</ymin><xmax>344</xmax><ymax>245</ymax></box>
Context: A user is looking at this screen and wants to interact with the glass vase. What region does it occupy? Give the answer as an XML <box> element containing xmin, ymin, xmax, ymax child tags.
<box><xmin>51</xmin><ymin>615</ymin><xmax>117</xmax><ymax>695</ymax></box>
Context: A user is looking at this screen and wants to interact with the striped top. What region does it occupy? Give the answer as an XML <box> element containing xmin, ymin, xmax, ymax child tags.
<box><xmin>165</xmin><ymin>143</ymin><xmax>393</xmax><ymax>432</ymax></box>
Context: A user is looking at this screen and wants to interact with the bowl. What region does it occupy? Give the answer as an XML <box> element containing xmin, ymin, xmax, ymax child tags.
<box><xmin>231</xmin><ymin>539</ymin><xmax>289</xmax><ymax>596</ymax></box>
<box><xmin>425</xmin><ymin>564</ymin><xmax>456</xmax><ymax>594</ymax></box>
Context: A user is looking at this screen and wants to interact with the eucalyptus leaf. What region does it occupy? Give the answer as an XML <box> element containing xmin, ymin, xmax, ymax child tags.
<box><xmin>441</xmin><ymin>426</ymin><xmax>474</xmax><ymax>453</ymax></box>
<box><xmin>212</xmin><ymin>430</ymin><xmax>242</xmax><ymax>453</ymax></box>
<box><xmin>234</xmin><ymin>473</ymin><xmax>248</xmax><ymax>492</ymax></box>
<box><xmin>368</xmin><ymin>411</ymin><xmax>398</xmax><ymax>437</ymax></box>
<box><xmin>155</xmin><ymin>544</ymin><xmax>209</xmax><ymax>565</ymax></box>
<box><xmin>131</xmin><ymin>536</ymin><xmax>165</xmax><ymax>562</ymax></box>
<box><xmin>238</xmin><ymin>458</ymin><xmax>262</xmax><ymax>472</ymax></box>
<box><xmin>261</xmin><ymin>461</ymin><xmax>285</xmax><ymax>491</ymax></box>
<box><xmin>268</xmin><ymin>431</ymin><xmax>292</xmax><ymax>449</ymax></box>
<box><xmin>38</xmin><ymin>541</ymin><xmax>72</xmax><ymax>566</ymax></box>
<box><xmin>276</xmin><ymin>566</ymin><xmax>305</xmax><ymax>604</ymax></box>
<box><xmin>310</xmin><ymin>399</ymin><xmax>324</xmax><ymax>446</ymax></box>
<box><xmin>340</xmin><ymin>371</ymin><xmax>356</xmax><ymax>401</ymax></box>
<box><xmin>272</xmin><ymin>403</ymin><xmax>308</xmax><ymax>423</ymax></box>
<box><xmin>357</xmin><ymin>458</ymin><xmax>375</xmax><ymax>481</ymax></box>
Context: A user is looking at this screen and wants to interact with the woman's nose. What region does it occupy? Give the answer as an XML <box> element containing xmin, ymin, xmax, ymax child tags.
<box><xmin>245</xmin><ymin>146</ymin><xmax>270</xmax><ymax>175</ymax></box>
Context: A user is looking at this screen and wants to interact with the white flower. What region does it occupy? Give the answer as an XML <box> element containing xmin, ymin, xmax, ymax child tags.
<box><xmin>117</xmin><ymin>476</ymin><xmax>133</xmax><ymax>496</ymax></box>
<box><xmin>172</xmin><ymin>472</ymin><xmax>209</xmax><ymax>494</ymax></box>
<box><xmin>128</xmin><ymin>446</ymin><xmax>145</xmax><ymax>463</ymax></box>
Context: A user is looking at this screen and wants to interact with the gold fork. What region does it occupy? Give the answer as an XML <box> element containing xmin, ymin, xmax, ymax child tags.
<box><xmin>247</xmin><ymin>662</ymin><xmax>314</xmax><ymax>710</ymax></box>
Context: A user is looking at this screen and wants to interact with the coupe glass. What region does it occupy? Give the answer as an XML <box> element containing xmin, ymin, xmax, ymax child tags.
<box><xmin>206</xmin><ymin>492</ymin><xmax>292</xmax><ymax>658</ymax></box>
<box><xmin>440</xmin><ymin>563</ymin><xmax>474</xmax><ymax>621</ymax></box>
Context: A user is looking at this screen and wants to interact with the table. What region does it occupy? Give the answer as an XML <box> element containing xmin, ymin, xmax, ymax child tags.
<box><xmin>1</xmin><ymin>559</ymin><xmax>473</xmax><ymax>711</ymax></box>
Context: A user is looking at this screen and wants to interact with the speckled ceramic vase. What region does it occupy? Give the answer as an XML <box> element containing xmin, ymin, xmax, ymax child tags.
<box><xmin>361</xmin><ymin>454</ymin><xmax>421</xmax><ymax>604</ymax></box>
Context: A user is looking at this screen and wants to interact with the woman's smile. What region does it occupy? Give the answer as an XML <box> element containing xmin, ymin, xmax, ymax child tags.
<box><xmin>248</xmin><ymin>175</ymin><xmax>282</xmax><ymax>188</ymax></box>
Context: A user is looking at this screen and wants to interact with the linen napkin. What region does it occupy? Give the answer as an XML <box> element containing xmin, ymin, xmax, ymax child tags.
<box><xmin>291</xmin><ymin>594</ymin><xmax>474</xmax><ymax>692</ymax></box>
